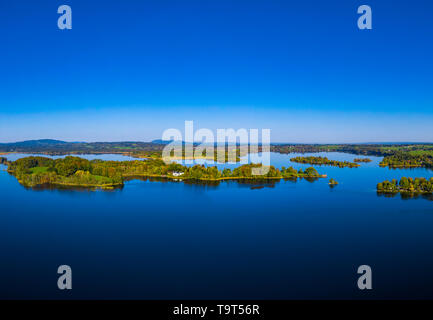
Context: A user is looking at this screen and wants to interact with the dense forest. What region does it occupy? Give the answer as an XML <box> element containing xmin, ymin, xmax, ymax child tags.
<box><xmin>377</xmin><ymin>177</ymin><xmax>433</xmax><ymax>194</ymax></box>
<box><xmin>6</xmin><ymin>156</ymin><xmax>326</xmax><ymax>189</ymax></box>
<box><xmin>290</xmin><ymin>156</ymin><xmax>360</xmax><ymax>168</ymax></box>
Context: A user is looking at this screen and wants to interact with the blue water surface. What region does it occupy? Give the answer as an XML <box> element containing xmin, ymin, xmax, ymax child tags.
<box><xmin>1</xmin><ymin>152</ymin><xmax>433</xmax><ymax>299</ymax></box>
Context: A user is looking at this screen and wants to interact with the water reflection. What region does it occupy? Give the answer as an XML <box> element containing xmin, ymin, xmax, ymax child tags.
<box><xmin>29</xmin><ymin>183</ymin><xmax>124</xmax><ymax>193</ymax></box>
<box><xmin>386</xmin><ymin>166</ymin><xmax>433</xmax><ymax>173</ymax></box>
<box><xmin>3</xmin><ymin>152</ymin><xmax>433</xmax><ymax>299</ymax></box>
<box><xmin>376</xmin><ymin>191</ymin><xmax>433</xmax><ymax>201</ymax></box>
<box><xmin>302</xmin><ymin>177</ymin><xmax>319</xmax><ymax>183</ymax></box>
<box><xmin>125</xmin><ymin>176</ymin><xmax>284</xmax><ymax>190</ymax></box>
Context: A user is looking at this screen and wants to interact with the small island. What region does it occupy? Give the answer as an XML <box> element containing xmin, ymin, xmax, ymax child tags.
<box><xmin>6</xmin><ymin>156</ymin><xmax>327</xmax><ymax>190</ymax></box>
<box><xmin>290</xmin><ymin>156</ymin><xmax>360</xmax><ymax>168</ymax></box>
<box><xmin>328</xmin><ymin>178</ymin><xmax>339</xmax><ymax>186</ymax></box>
<box><xmin>377</xmin><ymin>177</ymin><xmax>433</xmax><ymax>194</ymax></box>
<box><xmin>354</xmin><ymin>158</ymin><xmax>372</xmax><ymax>163</ymax></box>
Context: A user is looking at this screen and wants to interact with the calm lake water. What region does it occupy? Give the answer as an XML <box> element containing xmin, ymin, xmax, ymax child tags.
<box><xmin>1</xmin><ymin>152</ymin><xmax>433</xmax><ymax>299</ymax></box>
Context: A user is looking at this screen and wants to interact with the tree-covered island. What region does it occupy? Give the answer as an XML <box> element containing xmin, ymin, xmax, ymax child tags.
<box><xmin>6</xmin><ymin>156</ymin><xmax>326</xmax><ymax>189</ymax></box>
<box><xmin>377</xmin><ymin>177</ymin><xmax>433</xmax><ymax>194</ymax></box>
<box><xmin>379</xmin><ymin>152</ymin><xmax>433</xmax><ymax>168</ymax></box>
<box><xmin>290</xmin><ymin>156</ymin><xmax>360</xmax><ymax>168</ymax></box>
<box><xmin>328</xmin><ymin>178</ymin><xmax>339</xmax><ymax>185</ymax></box>
<box><xmin>354</xmin><ymin>158</ymin><xmax>372</xmax><ymax>163</ymax></box>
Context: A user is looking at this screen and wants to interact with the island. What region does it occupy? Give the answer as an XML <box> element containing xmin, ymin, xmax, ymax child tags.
<box><xmin>328</xmin><ymin>178</ymin><xmax>339</xmax><ymax>186</ymax></box>
<box><xmin>354</xmin><ymin>158</ymin><xmax>372</xmax><ymax>163</ymax></box>
<box><xmin>379</xmin><ymin>152</ymin><xmax>433</xmax><ymax>168</ymax></box>
<box><xmin>377</xmin><ymin>177</ymin><xmax>433</xmax><ymax>194</ymax></box>
<box><xmin>290</xmin><ymin>156</ymin><xmax>360</xmax><ymax>168</ymax></box>
<box><xmin>6</xmin><ymin>156</ymin><xmax>327</xmax><ymax>189</ymax></box>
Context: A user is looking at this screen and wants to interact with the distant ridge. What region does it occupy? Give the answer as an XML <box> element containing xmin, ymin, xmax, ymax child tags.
<box><xmin>2</xmin><ymin>139</ymin><xmax>432</xmax><ymax>146</ymax></box>
<box><xmin>151</xmin><ymin>139</ymin><xmax>172</xmax><ymax>145</ymax></box>
<box><xmin>152</xmin><ymin>139</ymin><xmax>185</xmax><ymax>145</ymax></box>
<box><xmin>0</xmin><ymin>139</ymin><xmax>68</xmax><ymax>146</ymax></box>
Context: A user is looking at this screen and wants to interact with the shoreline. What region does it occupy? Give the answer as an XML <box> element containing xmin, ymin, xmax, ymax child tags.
<box><xmin>377</xmin><ymin>190</ymin><xmax>433</xmax><ymax>195</ymax></box>
<box><xmin>123</xmin><ymin>173</ymin><xmax>327</xmax><ymax>182</ymax></box>
<box><xmin>12</xmin><ymin>172</ymin><xmax>327</xmax><ymax>190</ymax></box>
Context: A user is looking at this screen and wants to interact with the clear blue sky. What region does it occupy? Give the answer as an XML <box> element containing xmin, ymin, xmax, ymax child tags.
<box><xmin>0</xmin><ymin>0</ymin><xmax>432</xmax><ymax>143</ymax></box>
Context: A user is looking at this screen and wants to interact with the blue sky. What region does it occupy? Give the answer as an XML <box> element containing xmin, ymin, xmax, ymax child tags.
<box><xmin>0</xmin><ymin>0</ymin><xmax>432</xmax><ymax>143</ymax></box>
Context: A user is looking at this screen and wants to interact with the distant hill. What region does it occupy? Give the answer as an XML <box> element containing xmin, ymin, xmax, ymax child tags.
<box><xmin>0</xmin><ymin>139</ymin><xmax>68</xmax><ymax>146</ymax></box>
<box><xmin>151</xmin><ymin>139</ymin><xmax>172</xmax><ymax>145</ymax></box>
<box><xmin>151</xmin><ymin>139</ymin><xmax>185</xmax><ymax>145</ymax></box>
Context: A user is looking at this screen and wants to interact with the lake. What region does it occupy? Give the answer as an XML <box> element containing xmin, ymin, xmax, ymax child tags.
<box><xmin>1</xmin><ymin>152</ymin><xmax>433</xmax><ymax>299</ymax></box>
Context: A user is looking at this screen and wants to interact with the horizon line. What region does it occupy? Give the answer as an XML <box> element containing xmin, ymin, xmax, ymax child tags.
<box><xmin>1</xmin><ymin>139</ymin><xmax>433</xmax><ymax>145</ymax></box>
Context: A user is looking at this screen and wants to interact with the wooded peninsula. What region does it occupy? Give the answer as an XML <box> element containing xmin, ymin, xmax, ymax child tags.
<box><xmin>5</xmin><ymin>156</ymin><xmax>326</xmax><ymax>189</ymax></box>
